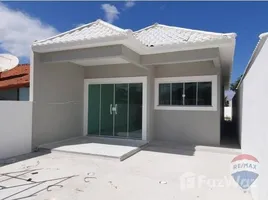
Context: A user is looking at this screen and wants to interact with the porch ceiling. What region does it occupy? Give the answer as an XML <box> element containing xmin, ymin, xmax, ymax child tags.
<box><xmin>38</xmin><ymin>44</ymin><xmax>230</xmax><ymax>87</ymax></box>
<box><xmin>140</xmin><ymin>48</ymin><xmax>220</xmax><ymax>66</ymax></box>
<box><xmin>39</xmin><ymin>44</ymin><xmax>142</xmax><ymax>68</ymax></box>
<box><xmin>39</xmin><ymin>44</ymin><xmax>219</xmax><ymax>68</ymax></box>
<box><xmin>71</xmin><ymin>57</ymin><xmax>129</xmax><ymax>66</ymax></box>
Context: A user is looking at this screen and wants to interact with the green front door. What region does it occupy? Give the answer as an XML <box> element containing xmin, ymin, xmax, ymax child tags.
<box><xmin>87</xmin><ymin>83</ymin><xmax>142</xmax><ymax>139</ymax></box>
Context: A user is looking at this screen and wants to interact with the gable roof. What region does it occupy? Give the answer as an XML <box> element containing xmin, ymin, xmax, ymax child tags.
<box><xmin>0</xmin><ymin>64</ymin><xmax>30</xmax><ymax>89</ymax></box>
<box><xmin>33</xmin><ymin>19</ymin><xmax>130</xmax><ymax>47</ymax></box>
<box><xmin>134</xmin><ymin>23</ymin><xmax>236</xmax><ymax>47</ymax></box>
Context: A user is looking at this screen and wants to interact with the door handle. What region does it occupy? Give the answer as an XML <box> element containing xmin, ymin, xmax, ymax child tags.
<box><xmin>110</xmin><ymin>104</ymin><xmax>112</xmax><ymax>115</ymax></box>
<box><xmin>115</xmin><ymin>104</ymin><xmax>117</xmax><ymax>115</ymax></box>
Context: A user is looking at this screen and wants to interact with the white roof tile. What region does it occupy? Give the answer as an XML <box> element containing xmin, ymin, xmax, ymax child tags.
<box><xmin>33</xmin><ymin>19</ymin><xmax>129</xmax><ymax>47</ymax></box>
<box><xmin>33</xmin><ymin>20</ymin><xmax>236</xmax><ymax>50</ymax></box>
<box><xmin>134</xmin><ymin>23</ymin><xmax>236</xmax><ymax>47</ymax></box>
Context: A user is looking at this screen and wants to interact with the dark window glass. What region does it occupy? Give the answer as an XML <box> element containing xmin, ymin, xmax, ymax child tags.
<box><xmin>184</xmin><ymin>82</ymin><xmax>197</xmax><ymax>105</ymax></box>
<box><xmin>159</xmin><ymin>83</ymin><xmax>170</xmax><ymax>105</ymax></box>
<box><xmin>172</xmin><ymin>83</ymin><xmax>183</xmax><ymax>105</ymax></box>
<box><xmin>198</xmin><ymin>82</ymin><xmax>212</xmax><ymax>105</ymax></box>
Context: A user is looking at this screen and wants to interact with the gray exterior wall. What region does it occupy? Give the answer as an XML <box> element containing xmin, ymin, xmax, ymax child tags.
<box><xmin>31</xmin><ymin>53</ymin><xmax>84</xmax><ymax>147</ymax></box>
<box><xmin>32</xmin><ymin>55</ymin><xmax>222</xmax><ymax>146</ymax></box>
<box><xmin>147</xmin><ymin>67</ymin><xmax>155</xmax><ymax>141</ymax></box>
<box><xmin>84</xmin><ymin>64</ymin><xmax>147</xmax><ymax>78</ymax></box>
<box><xmin>154</xmin><ymin>61</ymin><xmax>222</xmax><ymax>146</ymax></box>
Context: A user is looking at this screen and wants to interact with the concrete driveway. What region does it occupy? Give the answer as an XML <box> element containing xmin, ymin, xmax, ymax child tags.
<box><xmin>0</xmin><ymin>142</ymin><xmax>252</xmax><ymax>200</ymax></box>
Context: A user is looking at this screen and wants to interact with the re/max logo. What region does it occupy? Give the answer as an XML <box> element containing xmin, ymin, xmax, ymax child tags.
<box><xmin>233</xmin><ymin>163</ymin><xmax>257</xmax><ymax>170</ymax></box>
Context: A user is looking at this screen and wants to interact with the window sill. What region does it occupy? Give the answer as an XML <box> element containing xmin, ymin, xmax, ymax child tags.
<box><xmin>154</xmin><ymin>105</ymin><xmax>217</xmax><ymax>111</ymax></box>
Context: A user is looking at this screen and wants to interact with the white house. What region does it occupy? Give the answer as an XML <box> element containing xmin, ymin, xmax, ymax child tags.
<box><xmin>30</xmin><ymin>19</ymin><xmax>236</xmax><ymax>148</ymax></box>
<box><xmin>235</xmin><ymin>33</ymin><xmax>268</xmax><ymax>200</ymax></box>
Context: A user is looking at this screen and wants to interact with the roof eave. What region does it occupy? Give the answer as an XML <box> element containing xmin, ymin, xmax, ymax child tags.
<box><xmin>223</xmin><ymin>40</ymin><xmax>236</xmax><ymax>89</ymax></box>
<box><xmin>32</xmin><ymin>35</ymin><xmax>129</xmax><ymax>53</ymax></box>
<box><xmin>136</xmin><ymin>38</ymin><xmax>235</xmax><ymax>55</ymax></box>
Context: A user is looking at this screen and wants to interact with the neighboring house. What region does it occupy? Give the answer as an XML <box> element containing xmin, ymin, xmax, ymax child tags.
<box><xmin>0</xmin><ymin>64</ymin><xmax>30</xmax><ymax>101</ymax></box>
<box><xmin>31</xmin><ymin>19</ymin><xmax>236</xmax><ymax>147</ymax></box>
<box><xmin>234</xmin><ymin>33</ymin><xmax>268</xmax><ymax>200</ymax></box>
<box><xmin>224</xmin><ymin>90</ymin><xmax>235</xmax><ymax>120</ymax></box>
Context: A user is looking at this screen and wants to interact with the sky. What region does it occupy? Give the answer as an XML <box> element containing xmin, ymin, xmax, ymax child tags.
<box><xmin>1</xmin><ymin>2</ymin><xmax>268</xmax><ymax>82</ymax></box>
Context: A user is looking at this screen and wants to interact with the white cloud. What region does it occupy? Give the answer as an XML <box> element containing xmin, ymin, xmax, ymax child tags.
<box><xmin>0</xmin><ymin>3</ymin><xmax>58</xmax><ymax>58</ymax></box>
<box><xmin>125</xmin><ymin>0</ymin><xmax>135</xmax><ymax>8</ymax></box>
<box><xmin>101</xmin><ymin>4</ymin><xmax>120</xmax><ymax>24</ymax></box>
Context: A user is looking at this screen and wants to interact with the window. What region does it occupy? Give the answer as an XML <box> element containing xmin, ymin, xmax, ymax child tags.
<box><xmin>197</xmin><ymin>82</ymin><xmax>212</xmax><ymax>105</ymax></box>
<box><xmin>155</xmin><ymin>76</ymin><xmax>217</xmax><ymax>111</ymax></box>
<box><xmin>172</xmin><ymin>83</ymin><xmax>183</xmax><ymax>105</ymax></box>
<box><xmin>184</xmin><ymin>82</ymin><xmax>197</xmax><ymax>105</ymax></box>
<box><xmin>159</xmin><ymin>83</ymin><xmax>170</xmax><ymax>105</ymax></box>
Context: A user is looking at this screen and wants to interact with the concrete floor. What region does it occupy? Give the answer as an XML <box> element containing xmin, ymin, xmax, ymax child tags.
<box><xmin>39</xmin><ymin>136</ymin><xmax>148</xmax><ymax>161</ymax></box>
<box><xmin>0</xmin><ymin>142</ymin><xmax>252</xmax><ymax>200</ymax></box>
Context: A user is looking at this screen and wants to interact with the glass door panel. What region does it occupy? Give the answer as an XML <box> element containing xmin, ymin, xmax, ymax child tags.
<box><xmin>128</xmin><ymin>83</ymin><xmax>142</xmax><ymax>139</ymax></box>
<box><xmin>100</xmin><ymin>84</ymin><xmax>114</xmax><ymax>136</ymax></box>
<box><xmin>87</xmin><ymin>82</ymin><xmax>143</xmax><ymax>139</ymax></box>
<box><xmin>114</xmin><ymin>84</ymin><xmax>128</xmax><ymax>137</ymax></box>
<box><xmin>88</xmin><ymin>84</ymin><xmax>100</xmax><ymax>135</ymax></box>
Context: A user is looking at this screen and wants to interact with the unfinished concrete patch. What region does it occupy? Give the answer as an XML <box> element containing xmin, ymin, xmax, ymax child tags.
<box><xmin>39</xmin><ymin>136</ymin><xmax>148</xmax><ymax>161</ymax></box>
<box><xmin>149</xmin><ymin>140</ymin><xmax>241</xmax><ymax>155</ymax></box>
<box><xmin>0</xmin><ymin>142</ymin><xmax>251</xmax><ymax>200</ymax></box>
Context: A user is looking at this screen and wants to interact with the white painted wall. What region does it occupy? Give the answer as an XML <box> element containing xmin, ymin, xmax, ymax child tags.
<box><xmin>0</xmin><ymin>101</ymin><xmax>32</xmax><ymax>159</ymax></box>
<box><xmin>238</xmin><ymin>38</ymin><xmax>268</xmax><ymax>200</ymax></box>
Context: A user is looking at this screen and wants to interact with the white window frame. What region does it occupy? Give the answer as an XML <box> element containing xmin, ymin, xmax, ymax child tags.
<box><xmin>154</xmin><ymin>75</ymin><xmax>217</xmax><ymax>111</ymax></box>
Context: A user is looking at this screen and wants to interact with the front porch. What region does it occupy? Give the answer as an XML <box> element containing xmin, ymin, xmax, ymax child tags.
<box><xmin>31</xmin><ymin>45</ymin><xmax>223</xmax><ymax>147</ymax></box>
<box><xmin>0</xmin><ymin>140</ymin><xmax>247</xmax><ymax>200</ymax></box>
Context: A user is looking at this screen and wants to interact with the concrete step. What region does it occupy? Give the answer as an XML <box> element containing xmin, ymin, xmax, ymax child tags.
<box><xmin>39</xmin><ymin>136</ymin><xmax>148</xmax><ymax>161</ymax></box>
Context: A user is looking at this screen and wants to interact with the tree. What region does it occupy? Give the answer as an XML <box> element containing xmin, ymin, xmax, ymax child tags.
<box><xmin>230</xmin><ymin>75</ymin><xmax>242</xmax><ymax>91</ymax></box>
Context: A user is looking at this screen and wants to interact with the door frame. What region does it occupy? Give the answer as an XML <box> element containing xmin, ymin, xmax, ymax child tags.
<box><xmin>83</xmin><ymin>76</ymin><xmax>147</xmax><ymax>140</ymax></box>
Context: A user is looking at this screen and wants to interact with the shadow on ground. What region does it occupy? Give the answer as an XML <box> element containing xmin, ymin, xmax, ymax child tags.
<box><xmin>221</xmin><ymin>120</ymin><xmax>240</xmax><ymax>149</ymax></box>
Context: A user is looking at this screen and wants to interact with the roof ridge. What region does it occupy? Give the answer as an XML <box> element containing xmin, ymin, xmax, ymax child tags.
<box><xmin>33</xmin><ymin>19</ymin><xmax>126</xmax><ymax>45</ymax></box>
<box><xmin>135</xmin><ymin>23</ymin><xmax>236</xmax><ymax>38</ymax></box>
<box><xmin>157</xmin><ymin>24</ymin><xmax>236</xmax><ymax>38</ymax></box>
<box><xmin>33</xmin><ymin>20</ymin><xmax>97</xmax><ymax>45</ymax></box>
<box><xmin>259</xmin><ymin>32</ymin><xmax>268</xmax><ymax>39</ymax></box>
<box><xmin>97</xmin><ymin>19</ymin><xmax>128</xmax><ymax>34</ymax></box>
<box><xmin>134</xmin><ymin>23</ymin><xmax>159</xmax><ymax>34</ymax></box>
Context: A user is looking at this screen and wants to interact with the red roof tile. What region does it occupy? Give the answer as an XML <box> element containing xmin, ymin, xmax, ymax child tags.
<box><xmin>0</xmin><ymin>64</ymin><xmax>30</xmax><ymax>89</ymax></box>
